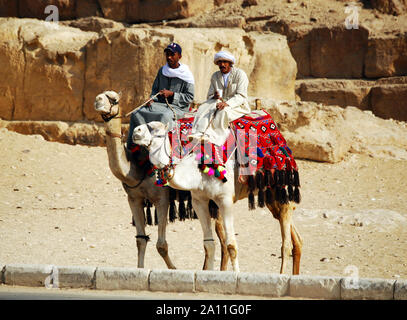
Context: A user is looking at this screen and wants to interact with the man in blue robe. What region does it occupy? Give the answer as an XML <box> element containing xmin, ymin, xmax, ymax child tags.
<box><xmin>127</xmin><ymin>42</ymin><xmax>195</xmax><ymax>149</ymax></box>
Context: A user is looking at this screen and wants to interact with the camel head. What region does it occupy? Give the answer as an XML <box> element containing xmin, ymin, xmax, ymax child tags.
<box><xmin>132</xmin><ymin>121</ymin><xmax>170</xmax><ymax>168</ymax></box>
<box><xmin>94</xmin><ymin>91</ymin><xmax>121</xmax><ymax>121</ymax></box>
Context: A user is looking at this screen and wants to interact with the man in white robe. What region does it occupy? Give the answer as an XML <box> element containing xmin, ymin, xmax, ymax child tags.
<box><xmin>188</xmin><ymin>51</ymin><xmax>251</xmax><ymax>146</ymax></box>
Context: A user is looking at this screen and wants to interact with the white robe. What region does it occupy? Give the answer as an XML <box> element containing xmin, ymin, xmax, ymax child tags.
<box><xmin>191</xmin><ymin>67</ymin><xmax>251</xmax><ymax>146</ymax></box>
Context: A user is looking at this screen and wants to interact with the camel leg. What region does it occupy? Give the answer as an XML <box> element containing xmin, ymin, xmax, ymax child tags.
<box><xmin>291</xmin><ymin>223</ymin><xmax>303</xmax><ymax>275</ymax></box>
<box><xmin>192</xmin><ymin>197</ymin><xmax>215</xmax><ymax>270</ymax></box>
<box><xmin>128</xmin><ymin>196</ymin><xmax>148</xmax><ymax>268</ymax></box>
<box><xmin>218</xmin><ymin>198</ymin><xmax>239</xmax><ymax>272</ymax></box>
<box><xmin>277</xmin><ymin>203</ymin><xmax>293</xmax><ymax>274</ymax></box>
<box><xmin>214</xmin><ymin>216</ymin><xmax>229</xmax><ymax>271</ymax></box>
<box><xmin>155</xmin><ymin>202</ymin><xmax>176</xmax><ymax>269</ymax></box>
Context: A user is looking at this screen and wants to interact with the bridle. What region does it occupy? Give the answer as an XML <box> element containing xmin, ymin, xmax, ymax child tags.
<box><xmin>101</xmin><ymin>94</ymin><xmax>121</xmax><ymax>123</ymax></box>
<box><xmin>147</xmin><ymin>124</ymin><xmax>176</xmax><ymax>182</ymax></box>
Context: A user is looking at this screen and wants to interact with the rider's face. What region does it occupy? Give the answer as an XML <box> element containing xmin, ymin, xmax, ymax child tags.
<box><xmin>165</xmin><ymin>50</ymin><xmax>181</xmax><ymax>68</ymax></box>
<box><xmin>217</xmin><ymin>60</ymin><xmax>232</xmax><ymax>74</ymax></box>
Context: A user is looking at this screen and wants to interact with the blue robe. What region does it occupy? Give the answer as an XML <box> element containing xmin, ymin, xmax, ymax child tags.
<box><xmin>127</xmin><ymin>67</ymin><xmax>194</xmax><ymax>148</ymax></box>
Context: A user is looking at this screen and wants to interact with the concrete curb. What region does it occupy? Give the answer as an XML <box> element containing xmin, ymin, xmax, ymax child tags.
<box><xmin>95</xmin><ymin>266</ymin><xmax>149</xmax><ymax>291</ymax></box>
<box><xmin>289</xmin><ymin>275</ymin><xmax>341</xmax><ymax>299</ymax></box>
<box><xmin>0</xmin><ymin>263</ymin><xmax>405</xmax><ymax>299</ymax></box>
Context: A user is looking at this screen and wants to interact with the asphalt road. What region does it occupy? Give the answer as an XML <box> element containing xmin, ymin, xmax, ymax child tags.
<box><xmin>0</xmin><ymin>285</ymin><xmax>276</xmax><ymax>300</ymax></box>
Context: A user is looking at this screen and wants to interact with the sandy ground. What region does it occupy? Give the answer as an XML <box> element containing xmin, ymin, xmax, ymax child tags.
<box><xmin>1</xmin><ymin>127</ymin><xmax>407</xmax><ymax>282</ymax></box>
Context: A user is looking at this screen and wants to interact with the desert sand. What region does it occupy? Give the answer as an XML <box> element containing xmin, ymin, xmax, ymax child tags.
<box><xmin>1</xmin><ymin>127</ymin><xmax>406</xmax><ymax>281</ymax></box>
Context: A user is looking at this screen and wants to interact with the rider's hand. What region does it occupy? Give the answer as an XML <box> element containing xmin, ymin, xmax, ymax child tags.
<box><xmin>216</xmin><ymin>101</ymin><xmax>228</xmax><ymax>110</ymax></box>
<box><xmin>159</xmin><ymin>89</ymin><xmax>174</xmax><ymax>98</ymax></box>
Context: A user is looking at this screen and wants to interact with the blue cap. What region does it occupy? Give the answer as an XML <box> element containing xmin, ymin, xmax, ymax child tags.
<box><xmin>164</xmin><ymin>42</ymin><xmax>182</xmax><ymax>55</ymax></box>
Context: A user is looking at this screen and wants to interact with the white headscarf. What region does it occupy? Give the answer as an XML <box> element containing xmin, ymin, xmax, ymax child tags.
<box><xmin>162</xmin><ymin>62</ymin><xmax>195</xmax><ymax>84</ymax></box>
<box><xmin>214</xmin><ymin>51</ymin><xmax>236</xmax><ymax>65</ymax></box>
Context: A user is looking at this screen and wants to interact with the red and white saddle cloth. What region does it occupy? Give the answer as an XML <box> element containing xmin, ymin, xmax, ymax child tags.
<box><xmin>164</xmin><ymin>109</ymin><xmax>301</xmax><ymax>208</ymax></box>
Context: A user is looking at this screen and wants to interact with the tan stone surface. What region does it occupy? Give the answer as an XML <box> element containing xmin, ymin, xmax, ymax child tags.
<box><xmin>296</xmin><ymin>77</ymin><xmax>407</xmax><ymax>121</ymax></box>
<box><xmin>0</xmin><ymin>18</ymin><xmax>97</xmax><ymax>121</ymax></box>
<box><xmin>371</xmin><ymin>84</ymin><xmax>407</xmax><ymax>121</ymax></box>
<box><xmin>262</xmin><ymin>99</ymin><xmax>407</xmax><ymax>163</ymax></box>
<box><xmin>0</xmin><ymin>0</ymin><xmax>214</xmax><ymax>22</ymax></box>
<box><xmin>370</xmin><ymin>0</ymin><xmax>407</xmax><ymax>15</ymax></box>
<box><xmin>365</xmin><ymin>35</ymin><xmax>407</xmax><ymax>78</ymax></box>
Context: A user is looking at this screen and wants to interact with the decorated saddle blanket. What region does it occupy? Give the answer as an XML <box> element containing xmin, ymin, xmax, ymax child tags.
<box><xmin>163</xmin><ymin>109</ymin><xmax>301</xmax><ymax>207</ymax></box>
<box><xmin>130</xmin><ymin>109</ymin><xmax>301</xmax><ymax>208</ymax></box>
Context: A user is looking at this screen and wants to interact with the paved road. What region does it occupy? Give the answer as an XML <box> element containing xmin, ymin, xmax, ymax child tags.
<box><xmin>0</xmin><ymin>285</ymin><xmax>279</xmax><ymax>300</ymax></box>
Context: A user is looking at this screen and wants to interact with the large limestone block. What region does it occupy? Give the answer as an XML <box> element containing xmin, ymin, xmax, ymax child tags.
<box><xmin>371</xmin><ymin>84</ymin><xmax>407</xmax><ymax>121</ymax></box>
<box><xmin>0</xmin><ymin>0</ymin><xmax>18</xmax><ymax>17</ymax></box>
<box><xmin>370</xmin><ymin>0</ymin><xmax>407</xmax><ymax>15</ymax></box>
<box><xmin>245</xmin><ymin>32</ymin><xmax>297</xmax><ymax>101</ymax></box>
<box><xmin>296</xmin><ymin>77</ymin><xmax>407</xmax><ymax>122</ymax></box>
<box><xmin>125</xmin><ymin>0</ymin><xmax>214</xmax><ymax>23</ymax></box>
<box><xmin>4</xmin><ymin>120</ymin><xmax>107</xmax><ymax>146</ymax></box>
<box><xmin>288</xmin><ymin>30</ymin><xmax>312</xmax><ymax>79</ymax></box>
<box><xmin>261</xmin><ymin>99</ymin><xmax>407</xmax><ymax>162</ymax></box>
<box><xmin>0</xmin><ymin>18</ymin><xmax>97</xmax><ymax>121</ymax></box>
<box><xmin>18</xmin><ymin>0</ymin><xmax>77</xmax><ymax>20</ymax></box>
<box><xmin>3</xmin><ymin>0</ymin><xmax>211</xmax><ymax>22</ymax></box>
<box><xmin>365</xmin><ymin>35</ymin><xmax>407</xmax><ymax>78</ymax></box>
<box><xmin>310</xmin><ymin>26</ymin><xmax>369</xmax><ymax>78</ymax></box>
<box><xmin>265</xmin><ymin>100</ymin><xmax>353</xmax><ymax>163</ymax></box>
<box><xmin>296</xmin><ymin>79</ymin><xmax>373</xmax><ymax>110</ymax></box>
<box><xmin>0</xmin><ymin>19</ymin><xmax>25</xmax><ymax>120</ymax></box>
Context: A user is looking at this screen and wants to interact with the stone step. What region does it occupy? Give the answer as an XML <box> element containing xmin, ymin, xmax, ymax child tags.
<box><xmin>295</xmin><ymin>77</ymin><xmax>407</xmax><ymax>121</ymax></box>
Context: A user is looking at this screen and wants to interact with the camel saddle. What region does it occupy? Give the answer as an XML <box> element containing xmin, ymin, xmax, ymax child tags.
<box><xmin>166</xmin><ymin>109</ymin><xmax>301</xmax><ymax>208</ymax></box>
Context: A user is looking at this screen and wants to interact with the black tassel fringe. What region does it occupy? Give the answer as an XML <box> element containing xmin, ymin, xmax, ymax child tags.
<box><xmin>280</xmin><ymin>187</ymin><xmax>289</xmax><ymax>204</ymax></box>
<box><xmin>154</xmin><ymin>208</ymin><xmax>158</xmax><ymax>225</ymax></box>
<box><xmin>293</xmin><ymin>170</ymin><xmax>300</xmax><ymax>187</ymax></box>
<box><xmin>208</xmin><ymin>200</ymin><xmax>219</xmax><ymax>219</ymax></box>
<box><xmin>288</xmin><ymin>185</ymin><xmax>294</xmax><ymax>202</ymax></box>
<box><xmin>248</xmin><ymin>191</ymin><xmax>255</xmax><ymax>210</ymax></box>
<box><xmin>187</xmin><ymin>192</ymin><xmax>194</xmax><ymax>219</ymax></box>
<box><xmin>257</xmin><ymin>188</ymin><xmax>265</xmax><ymax>208</ymax></box>
<box><xmin>145</xmin><ymin>200</ymin><xmax>153</xmax><ymax>226</ymax></box>
<box><xmin>169</xmin><ymin>201</ymin><xmax>177</xmax><ymax>222</ymax></box>
<box><xmin>294</xmin><ymin>186</ymin><xmax>301</xmax><ymax>204</ymax></box>
<box><xmin>248</xmin><ymin>175</ymin><xmax>256</xmax><ymax>192</ymax></box>
<box><xmin>265</xmin><ymin>187</ymin><xmax>273</xmax><ymax>205</ymax></box>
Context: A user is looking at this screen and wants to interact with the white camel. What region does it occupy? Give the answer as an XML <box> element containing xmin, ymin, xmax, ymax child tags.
<box><xmin>132</xmin><ymin>120</ymin><xmax>303</xmax><ymax>274</ymax></box>
<box><xmin>94</xmin><ymin>91</ymin><xmax>229</xmax><ymax>270</ymax></box>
